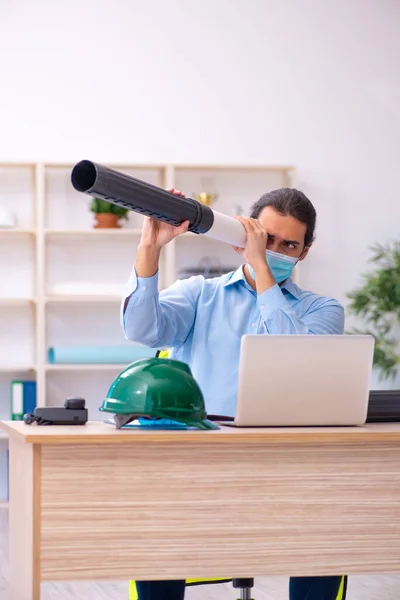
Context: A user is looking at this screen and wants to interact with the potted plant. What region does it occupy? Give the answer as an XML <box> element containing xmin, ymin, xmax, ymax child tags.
<box><xmin>347</xmin><ymin>240</ymin><xmax>400</xmax><ymax>380</ymax></box>
<box><xmin>90</xmin><ymin>197</ymin><xmax>129</xmax><ymax>228</ymax></box>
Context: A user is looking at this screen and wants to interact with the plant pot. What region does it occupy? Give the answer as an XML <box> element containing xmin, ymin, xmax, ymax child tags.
<box><xmin>93</xmin><ymin>213</ymin><xmax>120</xmax><ymax>228</ymax></box>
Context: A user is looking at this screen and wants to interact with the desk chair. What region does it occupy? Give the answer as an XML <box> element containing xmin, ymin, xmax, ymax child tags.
<box><xmin>128</xmin><ymin>351</ymin><xmax>348</xmax><ymax>600</ymax></box>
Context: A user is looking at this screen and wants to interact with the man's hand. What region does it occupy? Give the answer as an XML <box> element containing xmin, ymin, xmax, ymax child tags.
<box><xmin>232</xmin><ymin>216</ymin><xmax>276</xmax><ymax>295</ymax></box>
<box><xmin>232</xmin><ymin>216</ymin><xmax>268</xmax><ymax>269</ymax></box>
<box><xmin>139</xmin><ymin>188</ymin><xmax>189</xmax><ymax>250</ymax></box>
<box><xmin>135</xmin><ymin>188</ymin><xmax>189</xmax><ymax>279</ymax></box>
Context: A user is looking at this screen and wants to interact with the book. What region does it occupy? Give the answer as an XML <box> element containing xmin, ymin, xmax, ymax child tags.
<box><xmin>10</xmin><ymin>380</ymin><xmax>37</xmax><ymax>420</ymax></box>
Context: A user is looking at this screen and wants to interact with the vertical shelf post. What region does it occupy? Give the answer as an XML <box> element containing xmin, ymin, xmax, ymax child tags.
<box><xmin>163</xmin><ymin>164</ymin><xmax>176</xmax><ymax>288</ymax></box>
<box><xmin>34</xmin><ymin>163</ymin><xmax>46</xmax><ymax>406</ymax></box>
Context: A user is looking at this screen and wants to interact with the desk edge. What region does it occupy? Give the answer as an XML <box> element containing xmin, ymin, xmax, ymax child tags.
<box><xmin>2</xmin><ymin>421</ymin><xmax>400</xmax><ymax>445</ymax></box>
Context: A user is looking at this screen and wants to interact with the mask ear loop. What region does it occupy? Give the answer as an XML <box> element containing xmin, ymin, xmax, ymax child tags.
<box><xmin>297</xmin><ymin>241</ymin><xmax>311</xmax><ymax>261</ymax></box>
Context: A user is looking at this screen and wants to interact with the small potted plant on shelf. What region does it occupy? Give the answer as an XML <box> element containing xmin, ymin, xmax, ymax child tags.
<box><xmin>90</xmin><ymin>197</ymin><xmax>129</xmax><ymax>228</ymax></box>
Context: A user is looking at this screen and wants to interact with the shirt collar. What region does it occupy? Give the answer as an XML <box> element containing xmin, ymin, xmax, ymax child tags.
<box><xmin>281</xmin><ymin>276</ymin><xmax>301</xmax><ymax>299</ymax></box>
<box><xmin>223</xmin><ymin>265</ymin><xmax>247</xmax><ymax>287</ymax></box>
<box><xmin>224</xmin><ymin>265</ymin><xmax>301</xmax><ymax>299</ymax></box>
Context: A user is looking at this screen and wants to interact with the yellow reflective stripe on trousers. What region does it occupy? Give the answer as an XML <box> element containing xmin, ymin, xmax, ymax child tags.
<box><xmin>337</xmin><ymin>575</ymin><xmax>346</xmax><ymax>600</ymax></box>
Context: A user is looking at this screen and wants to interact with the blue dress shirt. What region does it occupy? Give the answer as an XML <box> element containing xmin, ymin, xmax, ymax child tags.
<box><xmin>121</xmin><ymin>266</ymin><xmax>344</xmax><ymax>417</ymax></box>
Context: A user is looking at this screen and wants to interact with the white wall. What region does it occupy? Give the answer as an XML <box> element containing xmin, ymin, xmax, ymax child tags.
<box><xmin>1</xmin><ymin>0</ymin><xmax>399</xmax><ymax>386</ymax></box>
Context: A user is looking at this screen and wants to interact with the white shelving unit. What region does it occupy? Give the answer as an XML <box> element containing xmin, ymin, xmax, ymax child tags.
<box><xmin>0</xmin><ymin>161</ymin><xmax>296</xmax><ymax>438</ymax></box>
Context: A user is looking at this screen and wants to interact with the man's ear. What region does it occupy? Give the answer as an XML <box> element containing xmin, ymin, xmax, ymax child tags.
<box><xmin>299</xmin><ymin>243</ymin><xmax>312</xmax><ymax>261</ymax></box>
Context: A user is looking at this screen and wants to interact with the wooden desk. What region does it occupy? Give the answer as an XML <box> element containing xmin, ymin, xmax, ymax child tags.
<box><xmin>2</xmin><ymin>420</ymin><xmax>400</xmax><ymax>600</ymax></box>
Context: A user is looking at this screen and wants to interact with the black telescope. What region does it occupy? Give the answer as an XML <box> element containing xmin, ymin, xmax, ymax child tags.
<box><xmin>70</xmin><ymin>160</ymin><xmax>246</xmax><ymax>247</ymax></box>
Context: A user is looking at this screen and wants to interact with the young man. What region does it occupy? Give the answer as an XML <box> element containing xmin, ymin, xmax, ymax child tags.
<box><xmin>121</xmin><ymin>188</ymin><xmax>345</xmax><ymax>600</ymax></box>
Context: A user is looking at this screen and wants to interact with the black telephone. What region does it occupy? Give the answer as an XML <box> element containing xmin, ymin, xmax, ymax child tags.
<box><xmin>23</xmin><ymin>397</ymin><xmax>88</xmax><ymax>425</ymax></box>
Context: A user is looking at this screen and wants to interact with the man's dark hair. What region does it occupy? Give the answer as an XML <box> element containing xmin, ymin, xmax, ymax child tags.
<box><xmin>249</xmin><ymin>188</ymin><xmax>316</xmax><ymax>247</ymax></box>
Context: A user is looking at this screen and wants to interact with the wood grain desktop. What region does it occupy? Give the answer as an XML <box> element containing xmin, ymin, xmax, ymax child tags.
<box><xmin>2</xmin><ymin>420</ymin><xmax>400</xmax><ymax>600</ymax></box>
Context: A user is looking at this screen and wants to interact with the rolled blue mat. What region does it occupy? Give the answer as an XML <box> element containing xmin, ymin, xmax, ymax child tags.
<box><xmin>47</xmin><ymin>345</ymin><xmax>158</xmax><ymax>364</ymax></box>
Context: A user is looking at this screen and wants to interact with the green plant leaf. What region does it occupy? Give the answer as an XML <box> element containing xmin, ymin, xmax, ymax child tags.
<box><xmin>90</xmin><ymin>197</ymin><xmax>129</xmax><ymax>220</ymax></box>
<box><xmin>346</xmin><ymin>239</ymin><xmax>400</xmax><ymax>379</ymax></box>
<box><xmin>110</xmin><ymin>204</ymin><xmax>129</xmax><ymax>219</ymax></box>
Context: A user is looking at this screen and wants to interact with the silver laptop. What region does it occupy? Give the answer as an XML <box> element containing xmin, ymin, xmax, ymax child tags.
<box><xmin>226</xmin><ymin>334</ymin><xmax>375</xmax><ymax>427</ymax></box>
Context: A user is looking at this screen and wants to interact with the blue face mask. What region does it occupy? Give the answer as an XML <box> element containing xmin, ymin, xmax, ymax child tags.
<box><xmin>248</xmin><ymin>249</ymin><xmax>298</xmax><ymax>284</ymax></box>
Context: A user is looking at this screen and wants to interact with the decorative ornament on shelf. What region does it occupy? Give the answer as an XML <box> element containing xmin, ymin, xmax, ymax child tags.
<box><xmin>192</xmin><ymin>175</ymin><xmax>219</xmax><ymax>207</ymax></box>
<box><xmin>90</xmin><ymin>197</ymin><xmax>129</xmax><ymax>228</ymax></box>
<box><xmin>347</xmin><ymin>240</ymin><xmax>400</xmax><ymax>380</ymax></box>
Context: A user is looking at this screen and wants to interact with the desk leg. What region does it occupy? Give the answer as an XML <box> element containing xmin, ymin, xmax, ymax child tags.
<box><xmin>9</xmin><ymin>438</ymin><xmax>41</xmax><ymax>600</ymax></box>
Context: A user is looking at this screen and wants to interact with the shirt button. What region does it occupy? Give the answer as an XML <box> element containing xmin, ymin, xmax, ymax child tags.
<box><xmin>260</xmin><ymin>305</ymin><xmax>265</xmax><ymax>310</ymax></box>
<box><xmin>251</xmin><ymin>322</ymin><xmax>256</xmax><ymax>327</ymax></box>
<box><xmin>141</xmin><ymin>286</ymin><xmax>147</xmax><ymax>291</ymax></box>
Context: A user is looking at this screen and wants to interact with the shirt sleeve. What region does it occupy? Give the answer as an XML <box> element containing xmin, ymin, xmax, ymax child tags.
<box><xmin>257</xmin><ymin>284</ymin><xmax>345</xmax><ymax>335</ymax></box>
<box><xmin>120</xmin><ymin>268</ymin><xmax>200</xmax><ymax>348</ymax></box>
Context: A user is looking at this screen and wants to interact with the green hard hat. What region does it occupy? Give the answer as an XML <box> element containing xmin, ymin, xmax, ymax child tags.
<box><xmin>100</xmin><ymin>357</ymin><xmax>218</xmax><ymax>430</ymax></box>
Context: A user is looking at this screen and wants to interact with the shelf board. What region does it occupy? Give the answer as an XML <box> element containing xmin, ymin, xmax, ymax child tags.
<box><xmin>38</xmin><ymin>162</ymin><xmax>294</xmax><ymax>171</ymax></box>
<box><xmin>43</xmin><ymin>162</ymin><xmax>166</xmax><ymax>170</ymax></box>
<box><xmin>0</xmin><ymin>297</ymin><xmax>36</xmax><ymax>306</ymax></box>
<box><xmin>45</xmin><ymin>228</ymin><xmax>142</xmax><ymax>237</ymax></box>
<box><xmin>46</xmin><ymin>364</ymin><xmax>129</xmax><ymax>371</ymax></box>
<box><xmin>0</xmin><ymin>162</ymin><xmax>36</xmax><ymax>168</ymax></box>
<box><xmin>0</xmin><ymin>228</ymin><xmax>35</xmax><ymax>236</ymax></box>
<box><xmin>173</xmin><ymin>164</ymin><xmax>295</xmax><ymax>171</ymax></box>
<box><xmin>45</xmin><ymin>295</ymin><xmax>121</xmax><ymax>303</ymax></box>
<box><xmin>0</xmin><ymin>366</ymin><xmax>36</xmax><ymax>372</ymax></box>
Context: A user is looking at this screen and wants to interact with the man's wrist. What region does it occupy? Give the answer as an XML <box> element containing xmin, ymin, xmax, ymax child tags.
<box><xmin>252</xmin><ymin>261</ymin><xmax>276</xmax><ymax>294</ymax></box>
<box><xmin>137</xmin><ymin>242</ymin><xmax>163</xmax><ymax>254</ymax></box>
<box><xmin>135</xmin><ymin>244</ymin><xmax>162</xmax><ymax>278</ymax></box>
<box><xmin>252</xmin><ymin>261</ymin><xmax>271</xmax><ymax>276</ymax></box>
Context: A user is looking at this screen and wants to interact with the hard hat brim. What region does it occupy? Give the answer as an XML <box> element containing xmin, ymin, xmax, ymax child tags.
<box><xmin>188</xmin><ymin>419</ymin><xmax>219</xmax><ymax>430</ymax></box>
<box><xmin>103</xmin><ymin>411</ymin><xmax>220</xmax><ymax>431</ymax></box>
